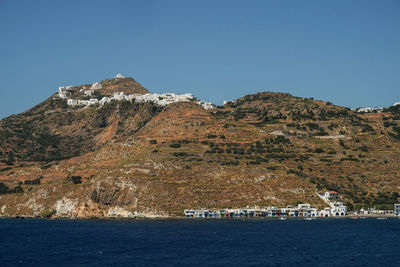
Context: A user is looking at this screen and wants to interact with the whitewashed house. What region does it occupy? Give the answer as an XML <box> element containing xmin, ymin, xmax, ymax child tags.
<box><xmin>330</xmin><ymin>202</ymin><xmax>347</xmax><ymax>216</ymax></box>
<box><xmin>67</xmin><ymin>99</ymin><xmax>78</xmax><ymax>106</ymax></box>
<box><xmin>317</xmin><ymin>191</ymin><xmax>347</xmax><ymax>216</ymax></box>
<box><xmin>99</xmin><ymin>96</ymin><xmax>111</xmax><ymax>105</ymax></box>
<box><xmin>83</xmin><ymin>89</ymin><xmax>94</xmax><ymax>96</ymax></box>
<box><xmin>58</xmin><ymin>92</ymin><xmax>67</xmax><ymax>99</ymax></box>
<box><xmin>91</xmin><ymin>82</ymin><xmax>102</xmax><ymax>90</ymax></box>
<box><xmin>115</xmin><ymin>74</ymin><xmax>125</xmax><ymax>78</ymax></box>
<box><xmin>114</xmin><ymin>92</ymin><xmax>126</xmax><ymax>101</ymax></box>
<box><xmin>89</xmin><ymin>99</ymin><xmax>99</xmax><ymax>105</ymax></box>
<box><xmin>395</xmin><ymin>204</ymin><xmax>400</xmax><ymax>216</ymax></box>
<box><xmin>356</xmin><ymin>107</ymin><xmax>383</xmax><ymax>113</ymax></box>
<box><xmin>197</xmin><ymin>101</ymin><xmax>215</xmax><ymax>110</ymax></box>
<box><xmin>318</xmin><ymin>208</ymin><xmax>331</xmax><ymax>217</ymax></box>
<box><xmin>323</xmin><ymin>191</ymin><xmax>340</xmax><ymax>202</ymax></box>
<box><xmin>58</xmin><ymin>86</ymin><xmax>68</xmax><ymax>98</ymax></box>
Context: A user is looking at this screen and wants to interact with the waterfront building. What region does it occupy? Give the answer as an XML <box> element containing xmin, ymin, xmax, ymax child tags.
<box><xmin>184</xmin><ymin>210</ymin><xmax>195</xmax><ymax>218</ymax></box>
<box><xmin>319</xmin><ymin>208</ymin><xmax>331</xmax><ymax>217</ymax></box>
<box><xmin>395</xmin><ymin>204</ymin><xmax>400</xmax><ymax>216</ymax></box>
<box><xmin>330</xmin><ymin>202</ymin><xmax>347</xmax><ymax>216</ymax></box>
<box><xmin>184</xmin><ymin>203</ymin><xmax>322</xmax><ymax>219</ymax></box>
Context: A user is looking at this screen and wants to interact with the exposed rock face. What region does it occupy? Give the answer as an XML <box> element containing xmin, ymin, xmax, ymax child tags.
<box><xmin>107</xmin><ymin>206</ymin><xmax>134</xmax><ymax>218</ymax></box>
<box><xmin>90</xmin><ymin>187</ymin><xmax>119</xmax><ymax>206</ymax></box>
<box><xmin>73</xmin><ymin>200</ymin><xmax>103</xmax><ymax>219</ymax></box>
<box><xmin>55</xmin><ymin>197</ymin><xmax>78</xmax><ymax>217</ymax></box>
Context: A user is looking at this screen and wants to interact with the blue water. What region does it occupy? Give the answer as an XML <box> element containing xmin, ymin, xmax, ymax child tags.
<box><xmin>0</xmin><ymin>218</ymin><xmax>399</xmax><ymax>266</ymax></box>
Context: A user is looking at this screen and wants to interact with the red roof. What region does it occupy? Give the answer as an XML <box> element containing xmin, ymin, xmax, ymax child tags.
<box><xmin>327</xmin><ymin>191</ymin><xmax>338</xmax><ymax>194</ymax></box>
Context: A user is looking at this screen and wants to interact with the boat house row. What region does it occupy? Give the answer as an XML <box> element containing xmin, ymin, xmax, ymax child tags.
<box><xmin>184</xmin><ymin>203</ymin><xmax>346</xmax><ymax>219</ymax></box>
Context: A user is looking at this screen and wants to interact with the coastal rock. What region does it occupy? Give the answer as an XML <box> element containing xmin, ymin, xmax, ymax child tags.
<box><xmin>107</xmin><ymin>206</ymin><xmax>134</xmax><ymax>218</ymax></box>
<box><xmin>55</xmin><ymin>197</ymin><xmax>78</xmax><ymax>217</ymax></box>
<box><xmin>72</xmin><ymin>200</ymin><xmax>103</xmax><ymax>218</ymax></box>
<box><xmin>90</xmin><ymin>187</ymin><xmax>119</xmax><ymax>205</ymax></box>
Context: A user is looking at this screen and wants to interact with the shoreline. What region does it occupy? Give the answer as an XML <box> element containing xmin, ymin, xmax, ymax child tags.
<box><xmin>0</xmin><ymin>214</ymin><xmax>398</xmax><ymax>221</ymax></box>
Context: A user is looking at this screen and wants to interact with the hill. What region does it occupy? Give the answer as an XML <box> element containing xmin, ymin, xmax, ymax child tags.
<box><xmin>0</xmin><ymin>76</ymin><xmax>399</xmax><ymax>218</ymax></box>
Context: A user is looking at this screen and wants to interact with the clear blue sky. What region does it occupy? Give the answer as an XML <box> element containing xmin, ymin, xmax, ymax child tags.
<box><xmin>0</xmin><ymin>0</ymin><xmax>399</xmax><ymax>119</ymax></box>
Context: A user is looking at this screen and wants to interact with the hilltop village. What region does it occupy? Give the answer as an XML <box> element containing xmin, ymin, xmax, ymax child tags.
<box><xmin>57</xmin><ymin>74</ymin><xmax>215</xmax><ymax>110</ymax></box>
<box><xmin>353</xmin><ymin>102</ymin><xmax>400</xmax><ymax>113</ymax></box>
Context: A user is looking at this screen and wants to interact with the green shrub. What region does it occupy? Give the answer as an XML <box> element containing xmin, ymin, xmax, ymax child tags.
<box><xmin>306</xmin><ymin>123</ymin><xmax>320</xmax><ymax>130</ymax></box>
<box><xmin>24</xmin><ymin>177</ymin><xmax>42</xmax><ymax>185</ymax></box>
<box><xmin>220</xmin><ymin>160</ymin><xmax>239</xmax><ymax>166</ymax></box>
<box><xmin>169</xmin><ymin>143</ymin><xmax>181</xmax><ymax>148</ymax></box>
<box><xmin>11</xmin><ymin>185</ymin><xmax>23</xmax><ymax>193</ymax></box>
<box><xmin>266</xmin><ymin>166</ymin><xmax>278</xmax><ymax>170</ymax></box>
<box><xmin>71</xmin><ymin>176</ymin><xmax>82</xmax><ymax>184</ymax></box>
<box><xmin>173</xmin><ymin>152</ymin><xmax>188</xmax><ymax>157</ymax></box>
<box><xmin>0</xmin><ymin>183</ymin><xmax>10</xmax><ymax>194</ymax></box>
<box><xmin>67</xmin><ymin>175</ymin><xmax>82</xmax><ymax>184</ymax></box>
<box><xmin>41</xmin><ymin>209</ymin><xmax>56</xmax><ymax>218</ymax></box>
<box><xmin>0</xmin><ymin>167</ymin><xmax>12</xmax><ymax>172</ymax></box>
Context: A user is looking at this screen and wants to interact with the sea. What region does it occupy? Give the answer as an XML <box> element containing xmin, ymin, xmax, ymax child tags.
<box><xmin>0</xmin><ymin>218</ymin><xmax>399</xmax><ymax>266</ymax></box>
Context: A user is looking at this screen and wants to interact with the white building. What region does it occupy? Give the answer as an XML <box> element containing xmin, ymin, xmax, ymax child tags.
<box><xmin>115</xmin><ymin>74</ymin><xmax>125</xmax><ymax>79</ymax></box>
<box><xmin>356</xmin><ymin>107</ymin><xmax>383</xmax><ymax>113</ymax></box>
<box><xmin>89</xmin><ymin>99</ymin><xmax>99</xmax><ymax>105</ymax></box>
<box><xmin>330</xmin><ymin>202</ymin><xmax>347</xmax><ymax>216</ymax></box>
<box><xmin>58</xmin><ymin>92</ymin><xmax>67</xmax><ymax>99</ymax></box>
<box><xmin>91</xmin><ymin>82</ymin><xmax>102</xmax><ymax>90</ymax></box>
<box><xmin>317</xmin><ymin>191</ymin><xmax>347</xmax><ymax>216</ymax></box>
<box><xmin>113</xmin><ymin>92</ymin><xmax>126</xmax><ymax>101</ymax></box>
<box><xmin>394</xmin><ymin>102</ymin><xmax>400</xmax><ymax>107</ymax></box>
<box><xmin>395</xmin><ymin>204</ymin><xmax>400</xmax><ymax>216</ymax></box>
<box><xmin>323</xmin><ymin>191</ymin><xmax>340</xmax><ymax>202</ymax></box>
<box><xmin>197</xmin><ymin>101</ymin><xmax>215</xmax><ymax>110</ymax></box>
<box><xmin>318</xmin><ymin>208</ymin><xmax>331</xmax><ymax>217</ymax></box>
<box><xmin>99</xmin><ymin>96</ymin><xmax>111</xmax><ymax>105</ymax></box>
<box><xmin>67</xmin><ymin>99</ymin><xmax>78</xmax><ymax>106</ymax></box>
<box><xmin>58</xmin><ymin>86</ymin><xmax>73</xmax><ymax>99</ymax></box>
<box><xmin>84</xmin><ymin>89</ymin><xmax>94</xmax><ymax>96</ymax></box>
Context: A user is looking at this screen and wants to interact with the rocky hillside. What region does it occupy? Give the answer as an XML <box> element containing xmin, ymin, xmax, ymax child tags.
<box><xmin>0</xmin><ymin>76</ymin><xmax>399</xmax><ymax>218</ymax></box>
<box><xmin>0</xmin><ymin>77</ymin><xmax>156</xmax><ymax>163</ymax></box>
